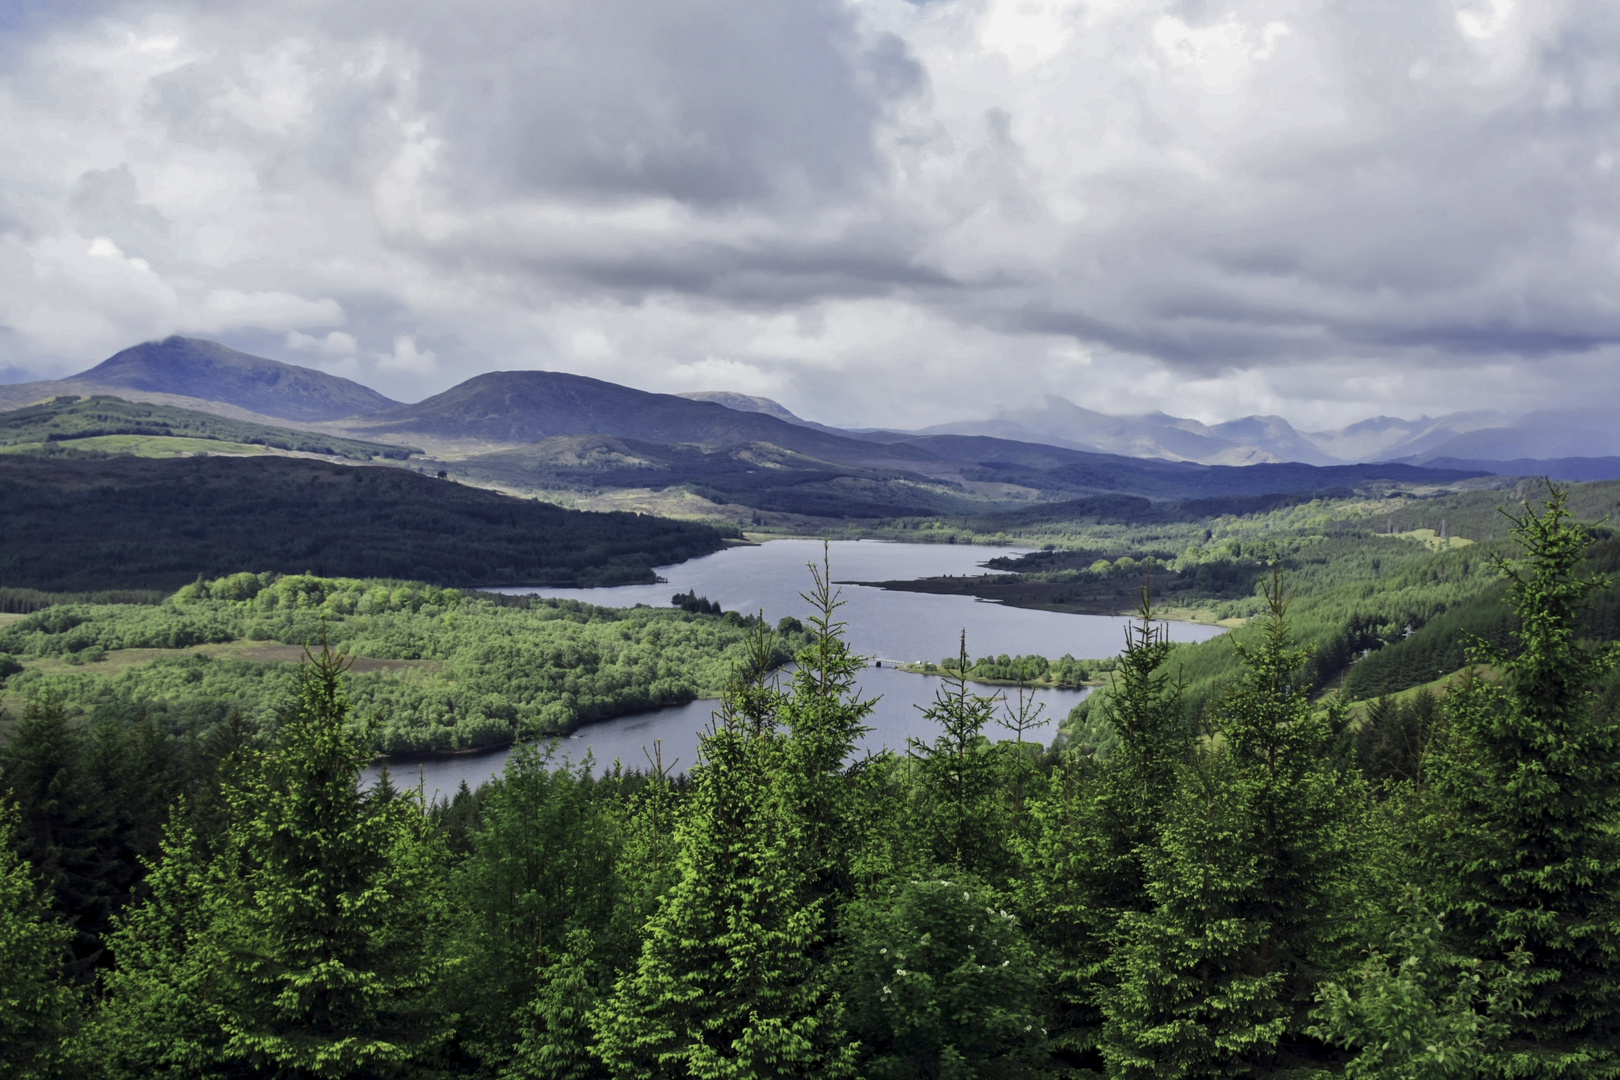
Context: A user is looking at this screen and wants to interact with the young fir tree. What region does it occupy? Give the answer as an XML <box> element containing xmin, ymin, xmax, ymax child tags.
<box><xmin>0</xmin><ymin>798</ymin><xmax>78</xmax><ymax>1080</ymax></box>
<box><xmin>506</xmin><ymin>927</ymin><xmax>604</xmax><ymax>1080</ymax></box>
<box><xmin>95</xmin><ymin>644</ymin><xmax>452</xmax><ymax>1079</ymax></box>
<box><xmin>1016</xmin><ymin>588</ymin><xmax>1188</xmax><ymax>1067</ymax></box>
<box><xmin>1431</xmin><ymin>486</ymin><xmax>1620</xmax><ymax>1075</ymax></box>
<box><xmin>445</xmin><ymin>743</ymin><xmax>620</xmax><ymax>1072</ymax></box>
<box><xmin>908</xmin><ymin>631</ymin><xmax>1010</xmax><ymax>882</ymax></box>
<box><xmin>841</xmin><ymin>873</ymin><xmax>1045</xmax><ymax>1080</ymax></box>
<box><xmin>776</xmin><ymin>545</ymin><xmax>878</xmax><ymax>900</ymax></box>
<box><xmin>592</xmin><ymin>695</ymin><xmax>855</xmax><ymax>1079</ymax></box>
<box><xmin>1101</xmin><ymin>571</ymin><xmax>1369</xmax><ymax>1078</ymax></box>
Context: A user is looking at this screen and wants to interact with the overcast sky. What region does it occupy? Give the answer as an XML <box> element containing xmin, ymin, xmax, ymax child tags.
<box><xmin>2</xmin><ymin>0</ymin><xmax>1617</xmax><ymax>430</ymax></box>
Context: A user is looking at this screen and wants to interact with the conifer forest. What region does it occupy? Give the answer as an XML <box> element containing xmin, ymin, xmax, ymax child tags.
<box><xmin>5</xmin><ymin>487</ymin><xmax>1620</xmax><ymax>1079</ymax></box>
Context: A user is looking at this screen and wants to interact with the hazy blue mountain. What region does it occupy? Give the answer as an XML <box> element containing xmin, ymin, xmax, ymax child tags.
<box><xmin>69</xmin><ymin>336</ymin><xmax>399</xmax><ymax>421</ymax></box>
<box><xmin>1294</xmin><ymin>412</ymin><xmax>1505</xmax><ymax>463</ymax></box>
<box><xmin>1210</xmin><ymin>415</ymin><xmax>1338</xmax><ymax>466</ymax></box>
<box><xmin>921</xmin><ymin>396</ymin><xmax>1304</xmax><ymax>465</ymax></box>
<box><xmin>1418</xmin><ymin>456</ymin><xmax>1620</xmax><ymax>483</ymax></box>
<box><xmin>1392</xmin><ymin>409</ymin><xmax>1620</xmax><ymax>463</ymax></box>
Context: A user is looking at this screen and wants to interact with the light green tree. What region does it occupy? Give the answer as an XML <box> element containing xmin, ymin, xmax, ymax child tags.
<box><xmin>0</xmin><ymin>798</ymin><xmax>78</xmax><ymax>1080</ymax></box>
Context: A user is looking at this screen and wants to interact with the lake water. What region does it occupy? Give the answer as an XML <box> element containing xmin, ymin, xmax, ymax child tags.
<box><xmin>375</xmin><ymin>539</ymin><xmax>1226</xmax><ymax>801</ymax></box>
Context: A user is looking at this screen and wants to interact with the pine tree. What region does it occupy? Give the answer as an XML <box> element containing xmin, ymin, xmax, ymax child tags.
<box><xmin>0</xmin><ymin>798</ymin><xmax>78</xmax><ymax>1080</ymax></box>
<box><xmin>1432</xmin><ymin>485</ymin><xmax>1620</xmax><ymax>1075</ymax></box>
<box><xmin>506</xmin><ymin>928</ymin><xmax>604</xmax><ymax>1080</ymax></box>
<box><xmin>909</xmin><ymin>631</ymin><xmax>1009</xmax><ymax>881</ymax></box>
<box><xmin>776</xmin><ymin>545</ymin><xmax>877</xmax><ymax>898</ymax></box>
<box><xmin>1101</xmin><ymin>571</ymin><xmax>1369</xmax><ymax>1077</ymax></box>
<box><xmin>1016</xmin><ymin>588</ymin><xmax>1188</xmax><ymax>1067</ymax></box>
<box><xmin>94</xmin><ymin>644</ymin><xmax>452</xmax><ymax>1078</ymax></box>
<box><xmin>448</xmin><ymin>743</ymin><xmax>620</xmax><ymax>1071</ymax></box>
<box><xmin>593</xmin><ymin>710</ymin><xmax>854</xmax><ymax>1080</ymax></box>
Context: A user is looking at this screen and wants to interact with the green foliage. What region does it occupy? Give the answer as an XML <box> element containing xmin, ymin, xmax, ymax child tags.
<box><xmin>445</xmin><ymin>743</ymin><xmax>621</xmax><ymax>1070</ymax></box>
<box><xmin>1432</xmin><ymin>485</ymin><xmax>1620</xmax><ymax>1074</ymax></box>
<box><xmin>1312</xmin><ymin>891</ymin><xmax>1528</xmax><ymax>1080</ymax></box>
<box><xmin>1101</xmin><ymin>574</ymin><xmax>1373</xmax><ymax>1077</ymax></box>
<box><xmin>0</xmin><ymin>452</ymin><xmax>726</xmax><ymax>591</ymax></box>
<box><xmin>0</xmin><ymin>799</ymin><xmax>78</xmax><ymax>1080</ymax></box>
<box><xmin>95</xmin><ymin>646</ymin><xmax>453</xmax><ymax>1078</ymax></box>
<box><xmin>841</xmin><ymin>873</ymin><xmax>1044</xmax><ymax>1080</ymax></box>
<box><xmin>592</xmin><ymin>708</ymin><xmax>854</xmax><ymax>1080</ymax></box>
<box><xmin>2</xmin><ymin>574</ymin><xmax>801</xmax><ymax>753</ymax></box>
<box><xmin>908</xmin><ymin>633</ymin><xmax>1011</xmax><ymax>880</ymax></box>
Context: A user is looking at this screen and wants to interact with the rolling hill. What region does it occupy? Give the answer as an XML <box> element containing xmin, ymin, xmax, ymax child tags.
<box><xmin>0</xmin><ymin>396</ymin><xmax>418</xmax><ymax>461</ymax></box>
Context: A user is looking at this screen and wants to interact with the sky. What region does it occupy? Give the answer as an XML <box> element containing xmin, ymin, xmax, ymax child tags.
<box><xmin>1</xmin><ymin>0</ymin><xmax>1618</xmax><ymax>431</ymax></box>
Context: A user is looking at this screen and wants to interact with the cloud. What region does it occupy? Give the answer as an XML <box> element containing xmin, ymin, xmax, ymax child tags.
<box><xmin>285</xmin><ymin>329</ymin><xmax>358</xmax><ymax>357</ymax></box>
<box><xmin>1</xmin><ymin>0</ymin><xmax>1619</xmax><ymax>429</ymax></box>
<box><xmin>374</xmin><ymin>334</ymin><xmax>437</xmax><ymax>374</ymax></box>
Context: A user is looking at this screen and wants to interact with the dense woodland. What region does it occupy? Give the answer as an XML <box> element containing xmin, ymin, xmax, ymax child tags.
<box><xmin>5</xmin><ymin>488</ymin><xmax>1620</xmax><ymax>1078</ymax></box>
<box><xmin>0</xmin><ymin>454</ymin><xmax>729</xmax><ymax>592</ymax></box>
<box><xmin>0</xmin><ymin>575</ymin><xmax>798</xmax><ymax>753</ymax></box>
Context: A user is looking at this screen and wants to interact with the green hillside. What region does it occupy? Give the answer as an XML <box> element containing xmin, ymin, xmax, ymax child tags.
<box><xmin>0</xmin><ymin>396</ymin><xmax>419</xmax><ymax>461</ymax></box>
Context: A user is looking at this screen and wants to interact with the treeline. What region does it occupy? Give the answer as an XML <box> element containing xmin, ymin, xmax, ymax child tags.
<box><xmin>0</xmin><ymin>454</ymin><xmax>729</xmax><ymax>591</ymax></box>
<box><xmin>6</xmin><ymin>492</ymin><xmax>1620</xmax><ymax>1077</ymax></box>
<box><xmin>1</xmin><ymin>573</ymin><xmax>803</xmax><ymax>753</ymax></box>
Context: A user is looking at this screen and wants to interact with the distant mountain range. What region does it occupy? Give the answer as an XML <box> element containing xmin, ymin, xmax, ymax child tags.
<box><xmin>1</xmin><ymin>336</ymin><xmax>1614</xmax><ymax>520</ymax></box>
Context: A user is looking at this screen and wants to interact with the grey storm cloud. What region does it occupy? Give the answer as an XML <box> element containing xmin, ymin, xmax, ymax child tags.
<box><xmin>3</xmin><ymin>0</ymin><xmax>1620</xmax><ymax>428</ymax></box>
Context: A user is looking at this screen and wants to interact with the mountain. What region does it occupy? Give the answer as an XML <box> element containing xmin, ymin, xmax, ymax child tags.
<box><xmin>1300</xmin><ymin>412</ymin><xmax>1510</xmax><ymax>463</ymax></box>
<box><xmin>920</xmin><ymin>396</ymin><xmax>1320</xmax><ymax>465</ymax></box>
<box><xmin>1209</xmin><ymin>415</ymin><xmax>1338</xmax><ymax>466</ymax></box>
<box><xmin>348</xmin><ymin>369</ymin><xmax>947</xmax><ymax>472</ymax></box>
<box><xmin>1417</xmin><ymin>456</ymin><xmax>1620</xmax><ymax>484</ymax></box>
<box><xmin>1391</xmin><ymin>409</ymin><xmax>1620</xmax><ymax>464</ymax></box>
<box><xmin>68</xmin><ymin>336</ymin><xmax>399</xmax><ymax>422</ymax></box>
<box><xmin>677</xmin><ymin>391</ymin><xmax>807</xmax><ymax>424</ymax></box>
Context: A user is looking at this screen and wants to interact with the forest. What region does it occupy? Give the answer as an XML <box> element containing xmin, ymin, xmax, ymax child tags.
<box><xmin>4</xmin><ymin>486</ymin><xmax>1620</xmax><ymax>1078</ymax></box>
<box><xmin>0</xmin><ymin>574</ymin><xmax>798</xmax><ymax>753</ymax></box>
<box><xmin>0</xmin><ymin>454</ymin><xmax>730</xmax><ymax>592</ymax></box>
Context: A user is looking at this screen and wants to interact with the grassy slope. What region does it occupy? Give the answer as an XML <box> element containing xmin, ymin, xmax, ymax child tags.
<box><xmin>0</xmin><ymin>395</ymin><xmax>419</xmax><ymax>460</ymax></box>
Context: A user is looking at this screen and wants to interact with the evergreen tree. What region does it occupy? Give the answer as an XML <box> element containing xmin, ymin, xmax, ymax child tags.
<box><xmin>506</xmin><ymin>928</ymin><xmax>604</xmax><ymax>1080</ymax></box>
<box><xmin>1311</xmin><ymin>890</ymin><xmax>1527</xmax><ymax>1080</ymax></box>
<box><xmin>0</xmin><ymin>798</ymin><xmax>78</xmax><ymax>1080</ymax></box>
<box><xmin>1016</xmin><ymin>588</ymin><xmax>1188</xmax><ymax>1067</ymax></box>
<box><xmin>1101</xmin><ymin>571</ymin><xmax>1369</xmax><ymax>1077</ymax></box>
<box><xmin>776</xmin><ymin>546</ymin><xmax>878</xmax><ymax>899</ymax></box>
<box><xmin>95</xmin><ymin>644</ymin><xmax>452</xmax><ymax>1078</ymax></box>
<box><xmin>909</xmin><ymin>631</ymin><xmax>1009</xmax><ymax>881</ymax></box>
<box><xmin>841</xmin><ymin>872</ymin><xmax>1045</xmax><ymax>1080</ymax></box>
<box><xmin>1432</xmin><ymin>485</ymin><xmax>1620</xmax><ymax>1075</ymax></box>
<box><xmin>593</xmin><ymin>708</ymin><xmax>854</xmax><ymax>1079</ymax></box>
<box><xmin>0</xmin><ymin>698</ymin><xmax>111</xmax><ymax>979</ymax></box>
<box><xmin>447</xmin><ymin>743</ymin><xmax>620</xmax><ymax>1071</ymax></box>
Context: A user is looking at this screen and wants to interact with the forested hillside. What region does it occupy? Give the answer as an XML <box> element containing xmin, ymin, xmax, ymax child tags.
<box><xmin>4</xmin><ymin>492</ymin><xmax>1619</xmax><ymax>1077</ymax></box>
<box><xmin>0</xmin><ymin>573</ymin><xmax>795</xmax><ymax>753</ymax></box>
<box><xmin>0</xmin><ymin>454</ymin><xmax>728</xmax><ymax>591</ymax></box>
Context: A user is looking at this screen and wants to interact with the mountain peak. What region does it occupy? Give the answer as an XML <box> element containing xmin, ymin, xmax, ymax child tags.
<box><xmin>677</xmin><ymin>391</ymin><xmax>805</xmax><ymax>425</ymax></box>
<box><xmin>73</xmin><ymin>336</ymin><xmax>398</xmax><ymax>422</ymax></box>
